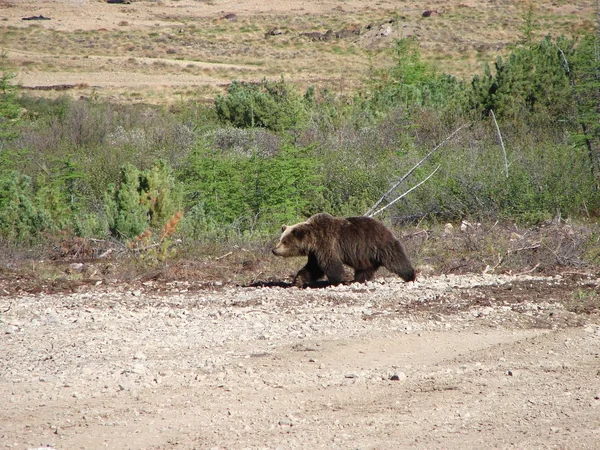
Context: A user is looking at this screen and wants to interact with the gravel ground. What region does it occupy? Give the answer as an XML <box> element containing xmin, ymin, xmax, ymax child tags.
<box><xmin>1</xmin><ymin>272</ymin><xmax>599</xmax><ymax>449</ymax></box>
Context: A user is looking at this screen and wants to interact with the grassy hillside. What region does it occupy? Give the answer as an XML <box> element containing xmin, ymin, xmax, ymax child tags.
<box><xmin>1</xmin><ymin>0</ymin><xmax>596</xmax><ymax>104</ymax></box>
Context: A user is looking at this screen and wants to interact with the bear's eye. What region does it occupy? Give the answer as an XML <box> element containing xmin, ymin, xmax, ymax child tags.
<box><xmin>292</xmin><ymin>228</ymin><xmax>306</xmax><ymax>239</ymax></box>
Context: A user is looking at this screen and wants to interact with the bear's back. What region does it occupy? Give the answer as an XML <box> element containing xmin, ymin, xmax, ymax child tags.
<box><xmin>345</xmin><ymin>216</ymin><xmax>391</xmax><ymax>234</ymax></box>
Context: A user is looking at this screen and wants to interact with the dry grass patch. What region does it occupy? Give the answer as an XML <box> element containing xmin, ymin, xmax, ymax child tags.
<box><xmin>1</xmin><ymin>1</ymin><xmax>595</xmax><ymax>104</ymax></box>
<box><xmin>1</xmin><ymin>220</ymin><xmax>598</xmax><ymax>296</ymax></box>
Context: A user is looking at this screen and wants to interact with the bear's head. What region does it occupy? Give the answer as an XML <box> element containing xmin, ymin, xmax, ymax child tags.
<box><xmin>272</xmin><ymin>222</ymin><xmax>311</xmax><ymax>257</ymax></box>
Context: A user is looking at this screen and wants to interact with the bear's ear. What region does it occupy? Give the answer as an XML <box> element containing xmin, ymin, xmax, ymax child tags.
<box><xmin>292</xmin><ymin>227</ymin><xmax>307</xmax><ymax>240</ymax></box>
<box><xmin>281</xmin><ymin>225</ymin><xmax>287</xmax><ymax>232</ymax></box>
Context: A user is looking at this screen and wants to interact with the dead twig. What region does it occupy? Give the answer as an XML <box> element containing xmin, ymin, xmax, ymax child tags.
<box><xmin>216</xmin><ymin>251</ymin><xmax>233</xmax><ymax>261</ymax></box>
<box><xmin>90</xmin><ymin>238</ymin><xmax>127</xmax><ymax>251</ymax></box>
<box><xmin>483</xmin><ymin>242</ymin><xmax>541</xmax><ymax>274</ymax></box>
<box><xmin>444</xmin><ymin>262</ymin><xmax>469</xmax><ymax>274</ymax></box>
<box><xmin>414</xmin><ymin>214</ymin><xmax>427</xmax><ymax>230</ymax></box>
<box><xmin>516</xmin><ymin>263</ymin><xmax>540</xmax><ymax>275</ymax></box>
<box><xmin>483</xmin><ymin>253</ymin><xmax>504</xmax><ymax>274</ymax></box>
<box><xmin>511</xmin><ymin>243</ymin><xmax>541</xmax><ymax>252</ymax></box>
<box><xmin>2</xmin><ymin>300</ymin><xmax>12</xmax><ymax>314</ymax></box>
<box><xmin>561</xmin><ymin>271</ymin><xmax>595</xmax><ymax>277</ymax></box>
<box><xmin>404</xmin><ymin>229</ymin><xmax>429</xmax><ymax>239</ymax></box>
<box><xmin>488</xmin><ymin>220</ymin><xmax>500</xmax><ymax>233</ymax></box>
<box><xmin>98</xmin><ymin>248</ymin><xmax>114</xmax><ymax>259</ymax></box>
<box><xmin>30</xmin><ymin>158</ymin><xmax>51</xmax><ymax>177</ymax></box>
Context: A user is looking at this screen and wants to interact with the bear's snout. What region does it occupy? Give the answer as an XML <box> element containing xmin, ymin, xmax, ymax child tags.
<box><xmin>272</xmin><ymin>243</ymin><xmax>298</xmax><ymax>257</ymax></box>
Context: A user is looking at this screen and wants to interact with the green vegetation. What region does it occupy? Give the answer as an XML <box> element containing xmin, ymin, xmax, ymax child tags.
<box><xmin>0</xmin><ymin>31</ymin><xmax>599</xmax><ymax>259</ymax></box>
<box><xmin>104</xmin><ymin>161</ymin><xmax>183</xmax><ymax>240</ymax></box>
<box><xmin>215</xmin><ymin>78</ymin><xmax>309</xmax><ymax>132</ymax></box>
<box><xmin>0</xmin><ymin>50</ymin><xmax>21</xmax><ymax>143</ymax></box>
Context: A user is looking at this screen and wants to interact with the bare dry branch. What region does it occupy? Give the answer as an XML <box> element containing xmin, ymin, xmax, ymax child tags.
<box><xmin>483</xmin><ymin>253</ymin><xmax>504</xmax><ymax>274</ymax></box>
<box><xmin>98</xmin><ymin>248</ymin><xmax>114</xmax><ymax>259</ymax></box>
<box><xmin>216</xmin><ymin>251</ymin><xmax>233</xmax><ymax>261</ymax></box>
<box><xmin>368</xmin><ymin>165</ymin><xmax>441</xmax><ymax>218</ymax></box>
<box><xmin>516</xmin><ymin>263</ymin><xmax>540</xmax><ymax>275</ymax></box>
<box><xmin>404</xmin><ymin>229</ymin><xmax>429</xmax><ymax>239</ymax></box>
<box><xmin>29</xmin><ymin>158</ymin><xmax>51</xmax><ymax>177</ymax></box>
<box><xmin>364</xmin><ymin>123</ymin><xmax>470</xmax><ymax>217</ymax></box>
<box><xmin>510</xmin><ymin>243</ymin><xmax>541</xmax><ymax>253</ymax></box>
<box><xmin>490</xmin><ymin>110</ymin><xmax>508</xmax><ymax>178</ymax></box>
<box><xmin>483</xmin><ymin>241</ymin><xmax>541</xmax><ymax>274</ymax></box>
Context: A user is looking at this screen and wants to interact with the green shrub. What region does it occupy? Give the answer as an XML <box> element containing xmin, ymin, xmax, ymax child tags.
<box><xmin>215</xmin><ymin>78</ymin><xmax>309</xmax><ymax>133</ymax></box>
<box><xmin>0</xmin><ymin>32</ymin><xmax>599</xmax><ymax>249</ymax></box>
<box><xmin>568</xmin><ymin>32</ymin><xmax>600</xmax><ymax>183</ymax></box>
<box><xmin>179</xmin><ymin>141</ymin><xmax>321</xmax><ymax>235</ymax></box>
<box><xmin>104</xmin><ymin>160</ymin><xmax>183</xmax><ymax>240</ymax></box>
<box><xmin>14</xmin><ymin>97</ymin><xmax>200</xmax><ymax>209</ymax></box>
<box><xmin>0</xmin><ymin>172</ymin><xmax>50</xmax><ymax>242</ymax></box>
<box><xmin>0</xmin><ymin>51</ymin><xmax>21</xmax><ymax>143</ymax></box>
<box><xmin>361</xmin><ymin>38</ymin><xmax>467</xmax><ymax>122</ymax></box>
<box><xmin>468</xmin><ymin>36</ymin><xmax>576</xmax><ymax>123</ymax></box>
<box><xmin>177</xmin><ymin>201</ymin><xmax>219</xmax><ymax>242</ymax></box>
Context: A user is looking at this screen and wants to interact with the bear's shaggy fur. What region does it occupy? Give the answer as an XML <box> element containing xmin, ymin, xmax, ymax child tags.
<box><xmin>272</xmin><ymin>213</ymin><xmax>415</xmax><ymax>286</ymax></box>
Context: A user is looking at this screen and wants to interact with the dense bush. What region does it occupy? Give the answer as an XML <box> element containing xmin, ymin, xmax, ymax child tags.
<box><xmin>0</xmin><ymin>172</ymin><xmax>50</xmax><ymax>242</ymax></box>
<box><xmin>468</xmin><ymin>36</ymin><xmax>577</xmax><ymax>122</ymax></box>
<box><xmin>215</xmin><ymin>78</ymin><xmax>309</xmax><ymax>133</ymax></box>
<box><xmin>105</xmin><ymin>161</ymin><xmax>183</xmax><ymax>239</ymax></box>
<box><xmin>360</xmin><ymin>39</ymin><xmax>468</xmax><ymax>122</ymax></box>
<box><xmin>179</xmin><ymin>141</ymin><xmax>320</xmax><ymax>235</ymax></box>
<box><xmin>567</xmin><ymin>33</ymin><xmax>600</xmax><ymax>182</ymax></box>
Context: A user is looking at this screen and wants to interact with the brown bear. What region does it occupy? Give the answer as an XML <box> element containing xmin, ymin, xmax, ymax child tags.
<box><xmin>272</xmin><ymin>213</ymin><xmax>416</xmax><ymax>286</ymax></box>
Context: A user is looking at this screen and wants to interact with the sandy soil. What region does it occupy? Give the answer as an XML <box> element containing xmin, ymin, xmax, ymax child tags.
<box><xmin>1</xmin><ymin>272</ymin><xmax>599</xmax><ymax>449</ymax></box>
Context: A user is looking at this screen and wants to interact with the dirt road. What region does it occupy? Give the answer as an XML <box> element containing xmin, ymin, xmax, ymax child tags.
<box><xmin>1</xmin><ymin>273</ymin><xmax>599</xmax><ymax>449</ymax></box>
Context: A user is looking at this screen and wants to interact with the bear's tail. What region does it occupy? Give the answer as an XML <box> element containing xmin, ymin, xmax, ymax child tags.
<box><xmin>383</xmin><ymin>241</ymin><xmax>416</xmax><ymax>282</ymax></box>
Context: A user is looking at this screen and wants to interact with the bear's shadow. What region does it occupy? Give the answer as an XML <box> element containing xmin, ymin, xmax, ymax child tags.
<box><xmin>244</xmin><ymin>280</ymin><xmax>341</xmax><ymax>289</ymax></box>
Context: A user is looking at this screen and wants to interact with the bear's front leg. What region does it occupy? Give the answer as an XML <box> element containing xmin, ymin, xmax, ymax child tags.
<box><xmin>322</xmin><ymin>259</ymin><xmax>345</xmax><ymax>285</ymax></box>
<box><xmin>353</xmin><ymin>269</ymin><xmax>375</xmax><ymax>283</ymax></box>
<box><xmin>293</xmin><ymin>252</ymin><xmax>325</xmax><ymax>287</ymax></box>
